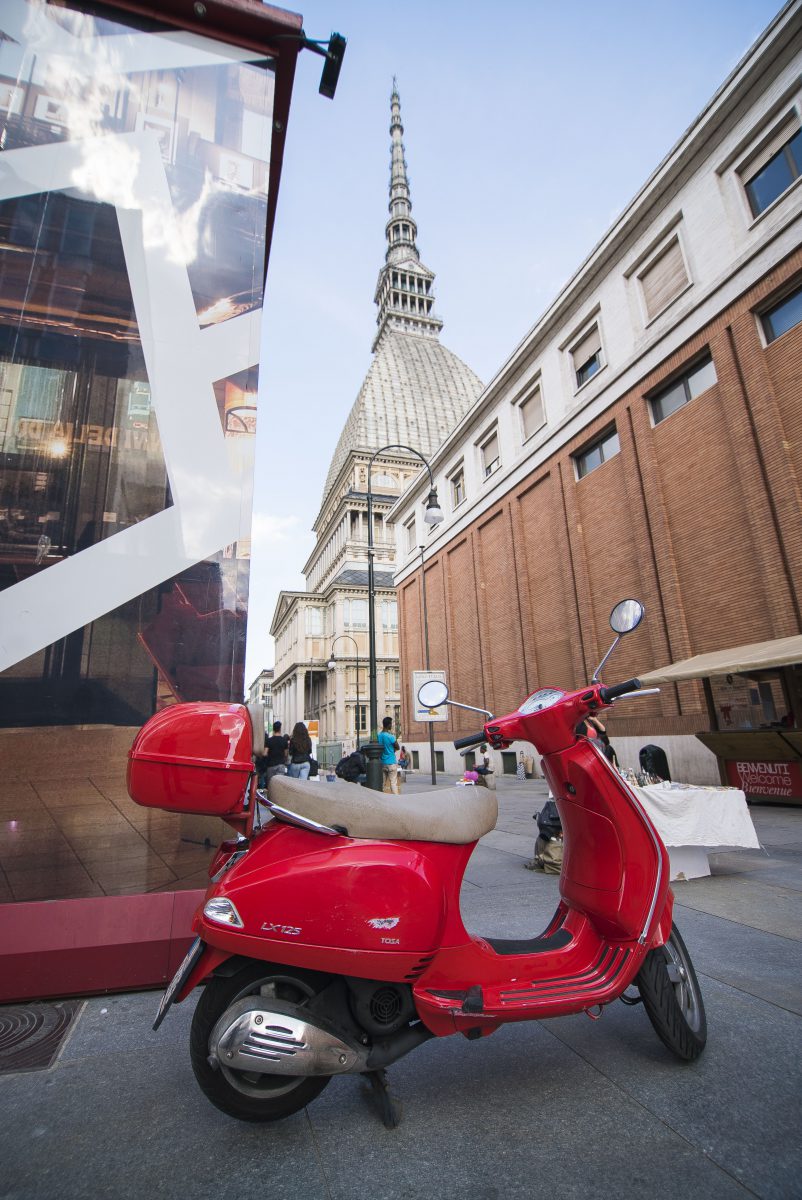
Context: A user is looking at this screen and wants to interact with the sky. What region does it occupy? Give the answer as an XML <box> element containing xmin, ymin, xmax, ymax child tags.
<box><xmin>246</xmin><ymin>0</ymin><xmax>785</xmax><ymax>687</ymax></box>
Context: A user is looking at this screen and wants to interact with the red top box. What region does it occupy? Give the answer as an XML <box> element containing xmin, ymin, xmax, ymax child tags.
<box><xmin>127</xmin><ymin>702</ymin><xmax>255</xmax><ymax>818</ymax></box>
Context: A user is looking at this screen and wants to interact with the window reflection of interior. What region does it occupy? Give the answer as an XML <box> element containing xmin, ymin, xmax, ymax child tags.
<box><xmin>0</xmin><ymin>0</ymin><xmax>267</xmax><ymax>738</ymax></box>
<box><xmin>0</xmin><ymin>0</ymin><xmax>275</xmax><ymax>326</ymax></box>
<box><xmin>0</xmin><ymin>352</ymin><xmax>170</xmax><ymax>592</ymax></box>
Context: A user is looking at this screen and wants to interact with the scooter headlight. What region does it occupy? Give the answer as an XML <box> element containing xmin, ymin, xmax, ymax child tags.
<box><xmin>203</xmin><ymin>897</ymin><xmax>244</xmax><ymax>928</ymax></box>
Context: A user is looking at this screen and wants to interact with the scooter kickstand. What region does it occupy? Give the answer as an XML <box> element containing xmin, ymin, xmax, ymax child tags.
<box><xmin>363</xmin><ymin>1069</ymin><xmax>402</xmax><ymax>1129</ymax></box>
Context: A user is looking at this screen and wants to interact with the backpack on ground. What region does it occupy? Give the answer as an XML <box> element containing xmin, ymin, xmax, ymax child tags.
<box><xmin>335</xmin><ymin>752</ymin><xmax>366</xmax><ymax>783</ymax></box>
<box><xmin>534</xmin><ymin>799</ymin><xmax>562</xmax><ymax>841</ymax></box>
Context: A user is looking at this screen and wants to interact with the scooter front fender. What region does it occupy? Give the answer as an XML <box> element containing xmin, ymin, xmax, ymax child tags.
<box><xmin>174</xmin><ymin>943</ymin><xmax>232</xmax><ymax>1005</ymax></box>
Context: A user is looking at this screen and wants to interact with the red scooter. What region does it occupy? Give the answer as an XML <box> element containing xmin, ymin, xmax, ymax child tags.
<box><xmin>127</xmin><ymin>598</ymin><xmax>706</xmax><ymax>1126</ymax></box>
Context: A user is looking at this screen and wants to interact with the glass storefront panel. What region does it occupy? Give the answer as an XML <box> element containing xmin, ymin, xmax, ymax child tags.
<box><xmin>0</xmin><ymin>0</ymin><xmax>274</xmax><ymax>901</ymax></box>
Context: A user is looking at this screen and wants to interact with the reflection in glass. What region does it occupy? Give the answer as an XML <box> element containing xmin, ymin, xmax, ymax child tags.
<box><xmin>0</xmin><ymin>0</ymin><xmax>274</xmax><ymax>902</ymax></box>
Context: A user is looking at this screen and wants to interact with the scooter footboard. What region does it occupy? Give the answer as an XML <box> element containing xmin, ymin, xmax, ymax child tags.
<box><xmin>412</xmin><ymin>912</ymin><xmax>649</xmax><ymax>1035</ymax></box>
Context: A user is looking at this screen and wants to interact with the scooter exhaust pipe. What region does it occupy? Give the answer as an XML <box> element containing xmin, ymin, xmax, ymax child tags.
<box><xmin>209</xmin><ymin>998</ymin><xmax>368</xmax><ymax>1076</ymax></box>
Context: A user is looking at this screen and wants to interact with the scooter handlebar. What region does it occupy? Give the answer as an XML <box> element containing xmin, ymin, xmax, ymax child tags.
<box><xmin>453</xmin><ymin>731</ymin><xmax>487</xmax><ymax>750</ymax></box>
<box><xmin>598</xmin><ymin>677</ymin><xmax>641</xmax><ymax>704</ymax></box>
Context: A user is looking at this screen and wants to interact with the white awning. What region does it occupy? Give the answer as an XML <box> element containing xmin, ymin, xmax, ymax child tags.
<box><xmin>639</xmin><ymin>635</ymin><xmax>802</xmax><ymax>685</ymax></box>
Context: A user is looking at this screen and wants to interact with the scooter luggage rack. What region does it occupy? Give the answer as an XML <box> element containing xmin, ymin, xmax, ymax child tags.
<box><xmin>255</xmin><ymin>788</ymin><xmax>342</xmax><ymax>837</ymax></box>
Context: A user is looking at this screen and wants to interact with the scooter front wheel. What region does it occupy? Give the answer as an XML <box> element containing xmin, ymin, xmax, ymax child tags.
<box><xmin>635</xmin><ymin>924</ymin><xmax>707</xmax><ymax>1062</ymax></box>
<box><xmin>189</xmin><ymin>961</ymin><xmax>332</xmax><ymax>1122</ymax></box>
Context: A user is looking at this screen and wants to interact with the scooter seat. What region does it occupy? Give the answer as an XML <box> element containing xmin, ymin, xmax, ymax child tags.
<box><xmin>267</xmin><ymin>776</ymin><xmax>498</xmax><ymax>844</ymax></box>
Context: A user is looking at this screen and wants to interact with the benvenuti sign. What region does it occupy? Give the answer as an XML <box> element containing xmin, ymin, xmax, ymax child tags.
<box><xmin>726</xmin><ymin>760</ymin><xmax>802</xmax><ymax>799</ymax></box>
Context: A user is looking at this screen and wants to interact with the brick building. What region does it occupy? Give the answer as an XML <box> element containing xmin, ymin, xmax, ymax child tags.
<box><xmin>391</xmin><ymin>2</ymin><xmax>802</xmax><ymax>784</ymax></box>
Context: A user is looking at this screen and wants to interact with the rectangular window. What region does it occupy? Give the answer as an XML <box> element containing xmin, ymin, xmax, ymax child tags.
<box><xmin>435</xmin><ymin>750</ymin><xmax>445</xmax><ymax>772</ymax></box>
<box><xmin>518</xmin><ymin>383</ymin><xmax>545</xmax><ymax>441</ymax></box>
<box><xmin>344</xmin><ymin>598</ymin><xmax>368</xmax><ymax>629</ymax></box>
<box><xmin>411</xmin><ymin>750</ymin><xmax>420</xmax><ymax>769</ymax></box>
<box><xmin>741</xmin><ymin>121</ymin><xmax>802</xmax><ymax>217</ymax></box>
<box><xmin>450</xmin><ymin>465</ymin><xmax>466</xmax><ymax>508</ymax></box>
<box><xmin>574</xmin><ymin>426</ymin><xmax>620</xmax><ymax>479</ymax></box>
<box><xmin>571</xmin><ymin>324</ymin><xmax>603</xmax><ymax>389</ymax></box>
<box><xmin>650</xmin><ymin>354</ymin><xmax>717</xmax><ymax>424</ymax></box>
<box><xmin>384</xmin><ymin>667</ymin><xmax>399</xmax><ymax>693</ymax></box>
<box><xmin>404</xmin><ymin>516</ymin><xmax>416</xmax><ymax>552</ymax></box>
<box><xmin>761</xmin><ymin>284</ymin><xmax>802</xmax><ymax>343</ymax></box>
<box><xmin>305</xmin><ymin>606</ymin><xmax>324</xmax><ymax>635</ymax></box>
<box><xmin>481</xmin><ymin>430</ymin><xmax>500</xmax><ymax>479</ymax></box>
<box><xmin>382</xmin><ymin>600</ymin><xmax>398</xmax><ymax>631</ymax></box>
<box><xmin>355</xmin><ymin>704</ymin><xmax>367</xmax><ymax>734</ymax></box>
<box><xmin>639</xmin><ymin>236</ymin><xmax>689</xmax><ymax>320</ymax></box>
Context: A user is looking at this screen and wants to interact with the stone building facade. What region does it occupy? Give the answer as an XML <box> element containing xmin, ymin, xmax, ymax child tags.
<box><xmin>270</xmin><ymin>84</ymin><xmax>483</xmax><ymax>758</ymax></box>
<box><xmin>392</xmin><ymin>3</ymin><xmax>802</xmax><ymax>781</ymax></box>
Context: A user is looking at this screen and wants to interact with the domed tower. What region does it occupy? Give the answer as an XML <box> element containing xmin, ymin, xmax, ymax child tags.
<box><xmin>271</xmin><ymin>82</ymin><xmax>484</xmax><ymax>755</ymax></box>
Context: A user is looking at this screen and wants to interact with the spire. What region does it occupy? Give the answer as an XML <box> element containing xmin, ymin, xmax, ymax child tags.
<box><xmin>373</xmin><ymin>81</ymin><xmax>443</xmax><ymax>349</ymax></box>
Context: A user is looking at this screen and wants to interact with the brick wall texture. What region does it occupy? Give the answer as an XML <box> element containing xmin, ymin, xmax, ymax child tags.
<box><xmin>399</xmin><ymin>251</ymin><xmax>802</xmax><ymax>742</ymax></box>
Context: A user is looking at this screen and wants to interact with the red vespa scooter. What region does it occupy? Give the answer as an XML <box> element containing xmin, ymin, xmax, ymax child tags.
<box><xmin>127</xmin><ymin>598</ymin><xmax>706</xmax><ymax>1125</ymax></box>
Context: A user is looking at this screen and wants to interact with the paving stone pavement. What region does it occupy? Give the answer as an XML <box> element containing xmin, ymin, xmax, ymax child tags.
<box><xmin>1</xmin><ymin>776</ymin><xmax>800</xmax><ymax>1200</ymax></box>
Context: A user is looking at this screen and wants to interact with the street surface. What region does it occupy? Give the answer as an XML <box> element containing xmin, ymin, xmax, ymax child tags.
<box><xmin>1</xmin><ymin>776</ymin><xmax>800</xmax><ymax>1200</ymax></box>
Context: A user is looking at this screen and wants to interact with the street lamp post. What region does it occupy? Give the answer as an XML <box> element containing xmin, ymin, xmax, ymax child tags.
<box><xmin>327</xmin><ymin>633</ymin><xmax>361</xmax><ymax>755</ymax></box>
<box><xmin>366</xmin><ymin>443</ymin><xmax>443</xmax><ymax>791</ymax></box>
<box><xmin>419</xmin><ymin>544</ymin><xmax>437</xmax><ymax>785</ymax></box>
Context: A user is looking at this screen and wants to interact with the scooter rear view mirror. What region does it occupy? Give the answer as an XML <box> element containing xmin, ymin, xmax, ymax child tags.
<box><xmin>417</xmin><ymin>680</ymin><xmax>494</xmax><ymax>721</ymax></box>
<box><xmin>593</xmin><ymin>598</ymin><xmax>646</xmax><ymax>682</ymax></box>
<box><xmin>609</xmin><ymin>598</ymin><xmax>645</xmax><ymax>635</ymax></box>
<box><xmin>417</xmin><ymin>680</ymin><xmax>449</xmax><ymax>708</ymax></box>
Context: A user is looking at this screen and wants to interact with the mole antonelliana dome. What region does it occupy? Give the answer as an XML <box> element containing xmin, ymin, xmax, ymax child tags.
<box><xmin>319</xmin><ymin>81</ymin><xmax>484</xmax><ymax>513</ymax></box>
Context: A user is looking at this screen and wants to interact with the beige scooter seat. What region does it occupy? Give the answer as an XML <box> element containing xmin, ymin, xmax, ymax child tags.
<box><xmin>267</xmin><ymin>775</ymin><xmax>497</xmax><ymax>845</ymax></box>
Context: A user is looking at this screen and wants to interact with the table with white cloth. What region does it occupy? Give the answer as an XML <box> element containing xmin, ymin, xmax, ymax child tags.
<box><xmin>632</xmin><ymin>783</ymin><xmax>761</xmax><ymax>881</ymax></box>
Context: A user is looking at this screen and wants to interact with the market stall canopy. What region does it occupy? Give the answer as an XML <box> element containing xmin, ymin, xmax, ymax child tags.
<box><xmin>639</xmin><ymin>635</ymin><xmax>802</xmax><ymax>685</ymax></box>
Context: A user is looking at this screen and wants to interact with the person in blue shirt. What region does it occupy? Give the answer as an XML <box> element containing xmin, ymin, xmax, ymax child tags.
<box><xmin>377</xmin><ymin>715</ymin><xmax>400</xmax><ymax>794</ymax></box>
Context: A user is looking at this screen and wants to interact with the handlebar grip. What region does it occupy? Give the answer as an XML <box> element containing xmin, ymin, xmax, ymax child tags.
<box><xmin>599</xmin><ymin>677</ymin><xmax>641</xmax><ymax>703</ymax></box>
<box><xmin>453</xmin><ymin>731</ymin><xmax>486</xmax><ymax>750</ymax></box>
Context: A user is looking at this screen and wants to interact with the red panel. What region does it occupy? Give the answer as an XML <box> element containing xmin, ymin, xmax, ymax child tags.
<box><xmin>0</xmin><ymin>890</ymin><xmax>203</xmax><ymax>1003</ymax></box>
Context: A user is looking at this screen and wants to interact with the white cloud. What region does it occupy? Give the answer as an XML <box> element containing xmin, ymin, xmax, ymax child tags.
<box><xmin>250</xmin><ymin>512</ymin><xmax>302</xmax><ymax>552</ymax></box>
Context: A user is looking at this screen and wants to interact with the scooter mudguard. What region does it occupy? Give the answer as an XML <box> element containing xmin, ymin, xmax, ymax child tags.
<box><xmin>194</xmin><ymin>821</ymin><xmax>475</xmax><ymax>983</ymax></box>
<box><xmin>160</xmin><ymin>942</ymin><xmax>231</xmax><ymax>1015</ymax></box>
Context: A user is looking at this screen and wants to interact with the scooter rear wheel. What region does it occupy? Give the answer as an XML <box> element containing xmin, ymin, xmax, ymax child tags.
<box><xmin>635</xmin><ymin>924</ymin><xmax>707</xmax><ymax>1061</ymax></box>
<box><xmin>189</xmin><ymin>961</ymin><xmax>332</xmax><ymax>1122</ymax></box>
